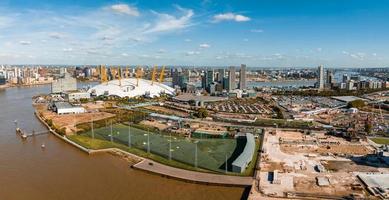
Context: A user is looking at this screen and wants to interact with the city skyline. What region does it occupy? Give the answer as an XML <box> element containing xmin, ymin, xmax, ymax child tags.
<box><xmin>0</xmin><ymin>0</ymin><xmax>388</xmax><ymax>67</ymax></box>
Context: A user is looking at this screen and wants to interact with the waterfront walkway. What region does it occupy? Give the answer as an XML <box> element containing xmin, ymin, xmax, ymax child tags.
<box><xmin>133</xmin><ymin>159</ymin><xmax>253</xmax><ymax>186</ymax></box>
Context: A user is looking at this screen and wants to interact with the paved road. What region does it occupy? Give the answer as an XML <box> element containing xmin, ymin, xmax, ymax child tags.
<box><xmin>133</xmin><ymin>159</ymin><xmax>253</xmax><ymax>186</ymax></box>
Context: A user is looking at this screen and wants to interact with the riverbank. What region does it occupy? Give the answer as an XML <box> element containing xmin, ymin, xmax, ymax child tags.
<box><xmin>0</xmin><ymin>82</ymin><xmax>52</xmax><ymax>90</ymax></box>
<box><xmin>35</xmin><ymin>110</ymin><xmax>253</xmax><ymax>187</ymax></box>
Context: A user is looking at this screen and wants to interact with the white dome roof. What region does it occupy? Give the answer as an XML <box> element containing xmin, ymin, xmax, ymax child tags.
<box><xmin>88</xmin><ymin>78</ymin><xmax>175</xmax><ymax>98</ymax></box>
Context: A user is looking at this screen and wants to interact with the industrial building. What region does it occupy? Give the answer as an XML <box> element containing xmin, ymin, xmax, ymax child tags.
<box><xmin>51</xmin><ymin>102</ymin><xmax>86</xmax><ymax>115</ymax></box>
<box><xmin>232</xmin><ymin>133</ymin><xmax>255</xmax><ymax>173</ymax></box>
<box><xmin>64</xmin><ymin>92</ymin><xmax>91</xmax><ymax>102</ymax></box>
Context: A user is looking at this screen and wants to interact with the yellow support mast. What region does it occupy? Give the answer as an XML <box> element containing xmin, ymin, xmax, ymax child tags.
<box><xmin>151</xmin><ymin>65</ymin><xmax>157</xmax><ymax>85</ymax></box>
<box><xmin>136</xmin><ymin>66</ymin><xmax>143</xmax><ymax>87</ymax></box>
<box><xmin>117</xmin><ymin>67</ymin><xmax>122</xmax><ymax>86</ymax></box>
<box><xmin>159</xmin><ymin>66</ymin><xmax>165</xmax><ymax>83</ymax></box>
<box><xmin>100</xmin><ymin>65</ymin><xmax>108</xmax><ymax>84</ymax></box>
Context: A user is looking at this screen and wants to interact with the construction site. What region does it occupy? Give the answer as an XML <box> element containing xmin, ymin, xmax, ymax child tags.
<box><xmin>250</xmin><ymin>128</ymin><xmax>389</xmax><ymax>200</ymax></box>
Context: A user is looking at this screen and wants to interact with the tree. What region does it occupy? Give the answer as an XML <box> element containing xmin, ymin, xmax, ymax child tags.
<box><xmin>347</xmin><ymin>99</ymin><xmax>365</xmax><ymax>109</ymax></box>
<box><xmin>196</xmin><ymin>108</ymin><xmax>208</xmax><ymax>118</ymax></box>
<box><xmin>365</xmin><ymin>122</ymin><xmax>373</xmax><ymax>134</ymax></box>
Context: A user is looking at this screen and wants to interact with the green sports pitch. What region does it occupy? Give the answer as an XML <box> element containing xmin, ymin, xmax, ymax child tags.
<box><xmin>82</xmin><ymin>124</ymin><xmax>238</xmax><ymax>172</ymax></box>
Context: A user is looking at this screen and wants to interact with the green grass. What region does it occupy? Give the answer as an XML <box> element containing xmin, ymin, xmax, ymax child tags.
<box><xmin>68</xmin><ymin>124</ymin><xmax>260</xmax><ymax>176</ymax></box>
<box><xmin>82</xmin><ymin>124</ymin><xmax>238</xmax><ymax>173</ymax></box>
<box><xmin>67</xmin><ymin>134</ymin><xmax>210</xmax><ymax>173</ymax></box>
<box><xmin>370</xmin><ymin>137</ymin><xmax>389</xmax><ymax>145</ymax></box>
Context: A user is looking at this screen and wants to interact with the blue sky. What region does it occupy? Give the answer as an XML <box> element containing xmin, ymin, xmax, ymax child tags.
<box><xmin>0</xmin><ymin>0</ymin><xmax>388</xmax><ymax>67</ymax></box>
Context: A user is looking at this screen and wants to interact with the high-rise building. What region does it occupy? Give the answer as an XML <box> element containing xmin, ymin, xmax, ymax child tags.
<box><xmin>239</xmin><ymin>64</ymin><xmax>247</xmax><ymax>90</ymax></box>
<box><xmin>217</xmin><ymin>68</ymin><xmax>225</xmax><ymax>83</ymax></box>
<box><xmin>228</xmin><ymin>66</ymin><xmax>236</xmax><ymax>91</ymax></box>
<box><xmin>51</xmin><ymin>73</ymin><xmax>77</xmax><ymax>93</ymax></box>
<box><xmin>342</xmin><ymin>74</ymin><xmax>349</xmax><ymax>83</ymax></box>
<box><xmin>206</xmin><ymin>69</ymin><xmax>214</xmax><ymax>86</ymax></box>
<box><xmin>317</xmin><ymin>65</ymin><xmax>324</xmax><ymax>90</ymax></box>
<box><xmin>326</xmin><ymin>69</ymin><xmax>334</xmax><ymax>88</ymax></box>
<box><xmin>0</xmin><ymin>72</ymin><xmax>6</xmax><ymax>85</ymax></box>
<box><xmin>171</xmin><ymin>68</ymin><xmax>188</xmax><ymax>90</ymax></box>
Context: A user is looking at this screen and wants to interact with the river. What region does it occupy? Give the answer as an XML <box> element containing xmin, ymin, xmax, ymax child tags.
<box><xmin>0</xmin><ymin>85</ymin><xmax>247</xmax><ymax>200</ymax></box>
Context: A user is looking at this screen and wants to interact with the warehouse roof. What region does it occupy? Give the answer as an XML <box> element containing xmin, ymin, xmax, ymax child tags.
<box><xmin>232</xmin><ymin>133</ymin><xmax>255</xmax><ymax>170</ymax></box>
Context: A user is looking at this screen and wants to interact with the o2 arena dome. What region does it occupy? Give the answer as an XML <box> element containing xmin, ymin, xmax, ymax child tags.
<box><xmin>88</xmin><ymin>78</ymin><xmax>175</xmax><ymax>98</ymax></box>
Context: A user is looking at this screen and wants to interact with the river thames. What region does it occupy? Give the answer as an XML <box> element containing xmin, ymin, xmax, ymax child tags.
<box><xmin>0</xmin><ymin>85</ymin><xmax>247</xmax><ymax>200</ymax></box>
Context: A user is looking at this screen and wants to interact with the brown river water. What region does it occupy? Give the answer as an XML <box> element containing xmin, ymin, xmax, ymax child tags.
<box><xmin>0</xmin><ymin>85</ymin><xmax>248</xmax><ymax>200</ymax></box>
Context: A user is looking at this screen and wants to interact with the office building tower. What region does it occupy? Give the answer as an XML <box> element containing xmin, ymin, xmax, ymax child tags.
<box><xmin>228</xmin><ymin>66</ymin><xmax>236</xmax><ymax>91</ymax></box>
<box><xmin>239</xmin><ymin>64</ymin><xmax>247</xmax><ymax>90</ymax></box>
<box><xmin>172</xmin><ymin>68</ymin><xmax>188</xmax><ymax>90</ymax></box>
<box><xmin>342</xmin><ymin>74</ymin><xmax>349</xmax><ymax>83</ymax></box>
<box><xmin>317</xmin><ymin>65</ymin><xmax>324</xmax><ymax>90</ymax></box>
<box><xmin>326</xmin><ymin>69</ymin><xmax>334</xmax><ymax>88</ymax></box>
<box><xmin>51</xmin><ymin>73</ymin><xmax>77</xmax><ymax>93</ymax></box>
<box><xmin>217</xmin><ymin>68</ymin><xmax>225</xmax><ymax>83</ymax></box>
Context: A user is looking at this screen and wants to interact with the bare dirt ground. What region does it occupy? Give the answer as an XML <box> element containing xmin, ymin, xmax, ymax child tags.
<box><xmin>252</xmin><ymin>129</ymin><xmax>377</xmax><ymax>199</ymax></box>
<box><xmin>140</xmin><ymin>120</ymin><xmax>169</xmax><ymax>130</ymax></box>
<box><xmin>280</xmin><ymin>143</ymin><xmax>373</xmax><ymax>155</ymax></box>
<box><xmin>35</xmin><ymin>104</ymin><xmax>115</xmax><ymax>134</ymax></box>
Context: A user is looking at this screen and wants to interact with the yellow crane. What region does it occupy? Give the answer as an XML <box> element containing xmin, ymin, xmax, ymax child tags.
<box><xmin>159</xmin><ymin>66</ymin><xmax>165</xmax><ymax>83</ymax></box>
<box><xmin>151</xmin><ymin>65</ymin><xmax>157</xmax><ymax>85</ymax></box>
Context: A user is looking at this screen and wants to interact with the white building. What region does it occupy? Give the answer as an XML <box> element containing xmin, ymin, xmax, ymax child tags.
<box><xmin>88</xmin><ymin>78</ymin><xmax>174</xmax><ymax>98</ymax></box>
<box><xmin>52</xmin><ymin>102</ymin><xmax>85</xmax><ymax>115</ymax></box>
<box><xmin>64</xmin><ymin>92</ymin><xmax>91</xmax><ymax>102</ymax></box>
<box><xmin>51</xmin><ymin>73</ymin><xmax>77</xmax><ymax>93</ymax></box>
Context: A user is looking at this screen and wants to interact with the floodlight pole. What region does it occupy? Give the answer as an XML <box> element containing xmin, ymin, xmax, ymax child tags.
<box><xmin>225</xmin><ymin>153</ymin><xmax>228</xmax><ymax>173</ymax></box>
<box><xmin>169</xmin><ymin>132</ymin><xmax>172</xmax><ymax>160</ymax></box>
<box><xmin>110</xmin><ymin>119</ymin><xmax>113</xmax><ymax>142</ymax></box>
<box><xmin>195</xmin><ymin>141</ymin><xmax>198</xmax><ymax>168</ymax></box>
<box><xmin>91</xmin><ymin>116</ymin><xmax>94</xmax><ymax>139</ymax></box>
<box><xmin>128</xmin><ymin>122</ymin><xmax>131</xmax><ymax>148</ymax></box>
<box><xmin>147</xmin><ymin>128</ymin><xmax>150</xmax><ymax>153</ymax></box>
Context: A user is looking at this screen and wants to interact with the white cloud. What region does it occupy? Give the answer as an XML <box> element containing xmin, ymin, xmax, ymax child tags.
<box><xmin>19</xmin><ymin>41</ymin><xmax>31</xmax><ymax>45</ymax></box>
<box><xmin>184</xmin><ymin>38</ymin><xmax>192</xmax><ymax>42</ymax></box>
<box><xmin>49</xmin><ymin>32</ymin><xmax>65</xmax><ymax>39</ymax></box>
<box><xmin>243</xmin><ymin>38</ymin><xmax>249</xmax><ymax>42</ymax></box>
<box><xmin>145</xmin><ymin>6</ymin><xmax>194</xmax><ymax>34</ymax></box>
<box><xmin>157</xmin><ymin>49</ymin><xmax>166</xmax><ymax>53</ymax></box>
<box><xmin>212</xmin><ymin>13</ymin><xmax>250</xmax><ymax>23</ymax></box>
<box><xmin>63</xmin><ymin>48</ymin><xmax>73</xmax><ymax>52</ymax></box>
<box><xmin>199</xmin><ymin>43</ymin><xmax>210</xmax><ymax>48</ymax></box>
<box><xmin>109</xmin><ymin>4</ymin><xmax>139</xmax><ymax>16</ymax></box>
<box><xmin>316</xmin><ymin>47</ymin><xmax>322</xmax><ymax>52</ymax></box>
<box><xmin>250</xmin><ymin>29</ymin><xmax>263</xmax><ymax>33</ymax></box>
<box><xmin>186</xmin><ymin>51</ymin><xmax>200</xmax><ymax>56</ymax></box>
<box><xmin>121</xmin><ymin>53</ymin><xmax>129</xmax><ymax>57</ymax></box>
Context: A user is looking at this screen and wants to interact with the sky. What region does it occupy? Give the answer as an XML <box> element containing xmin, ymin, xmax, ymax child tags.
<box><xmin>0</xmin><ymin>0</ymin><xmax>388</xmax><ymax>67</ymax></box>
